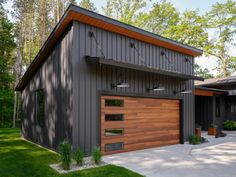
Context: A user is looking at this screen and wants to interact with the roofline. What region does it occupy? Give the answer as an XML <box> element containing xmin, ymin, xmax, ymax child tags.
<box><xmin>15</xmin><ymin>4</ymin><xmax>203</xmax><ymax>91</ymax></box>
<box><xmin>198</xmin><ymin>81</ymin><xmax>236</xmax><ymax>87</ymax></box>
<box><xmin>195</xmin><ymin>86</ymin><xmax>226</xmax><ymax>92</ymax></box>
<box><xmin>69</xmin><ymin>5</ymin><xmax>203</xmax><ymax>55</ymax></box>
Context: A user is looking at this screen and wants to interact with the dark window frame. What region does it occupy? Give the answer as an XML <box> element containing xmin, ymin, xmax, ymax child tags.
<box><xmin>105</xmin><ymin>128</ymin><xmax>124</xmax><ymax>137</ymax></box>
<box><xmin>105</xmin><ymin>99</ymin><xmax>124</xmax><ymax>107</ymax></box>
<box><xmin>35</xmin><ymin>89</ymin><xmax>45</xmax><ymax>127</ymax></box>
<box><xmin>105</xmin><ymin>142</ymin><xmax>124</xmax><ymax>152</ymax></box>
<box><xmin>105</xmin><ymin>114</ymin><xmax>124</xmax><ymax>121</ymax></box>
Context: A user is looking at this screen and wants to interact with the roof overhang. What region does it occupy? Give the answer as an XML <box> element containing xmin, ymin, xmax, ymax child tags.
<box><xmin>15</xmin><ymin>5</ymin><xmax>203</xmax><ymax>91</ymax></box>
<box><xmin>195</xmin><ymin>86</ymin><xmax>226</xmax><ymax>96</ymax></box>
<box><xmin>86</xmin><ymin>56</ymin><xmax>204</xmax><ymax>81</ymax></box>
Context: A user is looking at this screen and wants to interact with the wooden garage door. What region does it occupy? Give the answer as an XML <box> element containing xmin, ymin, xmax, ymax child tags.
<box><xmin>101</xmin><ymin>95</ymin><xmax>180</xmax><ymax>155</ymax></box>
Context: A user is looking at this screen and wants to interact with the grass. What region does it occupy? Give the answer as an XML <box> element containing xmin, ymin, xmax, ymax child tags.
<box><xmin>0</xmin><ymin>128</ymin><xmax>143</xmax><ymax>177</ymax></box>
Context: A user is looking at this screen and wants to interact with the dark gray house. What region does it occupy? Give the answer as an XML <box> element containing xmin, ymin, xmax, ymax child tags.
<box><xmin>195</xmin><ymin>76</ymin><xmax>236</xmax><ymax>131</ymax></box>
<box><xmin>16</xmin><ymin>5</ymin><xmax>203</xmax><ymax>155</ymax></box>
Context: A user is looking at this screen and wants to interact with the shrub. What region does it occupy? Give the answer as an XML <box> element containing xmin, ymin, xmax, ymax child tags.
<box><xmin>92</xmin><ymin>146</ymin><xmax>102</xmax><ymax>165</ymax></box>
<box><xmin>58</xmin><ymin>140</ymin><xmax>72</xmax><ymax>170</ymax></box>
<box><xmin>73</xmin><ymin>148</ymin><xmax>84</xmax><ymax>166</ymax></box>
<box><xmin>223</xmin><ymin>120</ymin><xmax>236</xmax><ymax>130</ymax></box>
<box><xmin>209</xmin><ymin>124</ymin><xmax>217</xmax><ymax>128</ymax></box>
<box><xmin>189</xmin><ymin>135</ymin><xmax>202</xmax><ymax>145</ymax></box>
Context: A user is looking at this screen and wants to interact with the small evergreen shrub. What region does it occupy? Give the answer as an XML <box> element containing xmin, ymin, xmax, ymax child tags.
<box><xmin>209</xmin><ymin>124</ymin><xmax>217</xmax><ymax>128</ymax></box>
<box><xmin>58</xmin><ymin>140</ymin><xmax>72</xmax><ymax>170</ymax></box>
<box><xmin>189</xmin><ymin>135</ymin><xmax>202</xmax><ymax>145</ymax></box>
<box><xmin>223</xmin><ymin>120</ymin><xmax>236</xmax><ymax>130</ymax></box>
<box><xmin>92</xmin><ymin>146</ymin><xmax>102</xmax><ymax>165</ymax></box>
<box><xmin>73</xmin><ymin>148</ymin><xmax>84</xmax><ymax>166</ymax></box>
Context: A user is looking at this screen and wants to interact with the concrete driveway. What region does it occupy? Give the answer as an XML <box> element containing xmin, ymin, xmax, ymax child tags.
<box><xmin>103</xmin><ymin>134</ymin><xmax>236</xmax><ymax>177</ymax></box>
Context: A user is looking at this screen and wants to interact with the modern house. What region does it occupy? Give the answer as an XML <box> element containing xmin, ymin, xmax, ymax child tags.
<box><xmin>195</xmin><ymin>76</ymin><xmax>236</xmax><ymax>131</ymax></box>
<box><xmin>15</xmin><ymin>5</ymin><xmax>204</xmax><ymax>155</ymax></box>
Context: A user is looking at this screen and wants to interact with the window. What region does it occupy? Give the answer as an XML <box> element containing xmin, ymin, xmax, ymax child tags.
<box><xmin>229</xmin><ymin>100</ymin><xmax>236</xmax><ymax>113</ymax></box>
<box><xmin>105</xmin><ymin>99</ymin><xmax>124</xmax><ymax>107</ymax></box>
<box><xmin>105</xmin><ymin>114</ymin><xmax>124</xmax><ymax>121</ymax></box>
<box><xmin>35</xmin><ymin>89</ymin><xmax>45</xmax><ymax>126</ymax></box>
<box><xmin>216</xmin><ymin>96</ymin><xmax>221</xmax><ymax>117</ymax></box>
<box><xmin>105</xmin><ymin>129</ymin><xmax>124</xmax><ymax>136</ymax></box>
<box><xmin>105</xmin><ymin>142</ymin><xmax>124</xmax><ymax>152</ymax></box>
<box><xmin>231</xmin><ymin>104</ymin><xmax>235</xmax><ymax>113</ymax></box>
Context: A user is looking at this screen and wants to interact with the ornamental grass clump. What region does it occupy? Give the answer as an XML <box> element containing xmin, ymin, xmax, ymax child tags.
<box><xmin>92</xmin><ymin>146</ymin><xmax>102</xmax><ymax>165</ymax></box>
<box><xmin>58</xmin><ymin>140</ymin><xmax>72</xmax><ymax>170</ymax></box>
<box><xmin>73</xmin><ymin>148</ymin><xmax>84</xmax><ymax>166</ymax></box>
<box><xmin>189</xmin><ymin>134</ymin><xmax>201</xmax><ymax>145</ymax></box>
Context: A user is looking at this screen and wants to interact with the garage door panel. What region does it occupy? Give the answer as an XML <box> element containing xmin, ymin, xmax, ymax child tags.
<box><xmin>102</xmin><ymin>109</ymin><xmax>179</xmax><ymax>115</ymax></box>
<box><xmin>101</xmin><ymin>132</ymin><xmax>179</xmax><ymax>145</ymax></box>
<box><xmin>101</xmin><ymin>96</ymin><xmax>180</xmax><ymax>155</ymax></box>
<box><xmin>102</xmin><ymin>119</ymin><xmax>179</xmax><ymax>126</ymax></box>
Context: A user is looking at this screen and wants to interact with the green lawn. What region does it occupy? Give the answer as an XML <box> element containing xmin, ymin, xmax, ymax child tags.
<box><xmin>0</xmin><ymin>128</ymin><xmax>142</xmax><ymax>177</ymax></box>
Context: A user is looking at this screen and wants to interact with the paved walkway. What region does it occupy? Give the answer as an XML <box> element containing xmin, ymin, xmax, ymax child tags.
<box><xmin>103</xmin><ymin>133</ymin><xmax>236</xmax><ymax>177</ymax></box>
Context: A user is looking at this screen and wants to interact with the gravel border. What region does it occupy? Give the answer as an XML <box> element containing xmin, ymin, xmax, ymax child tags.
<box><xmin>50</xmin><ymin>157</ymin><xmax>107</xmax><ymax>174</ymax></box>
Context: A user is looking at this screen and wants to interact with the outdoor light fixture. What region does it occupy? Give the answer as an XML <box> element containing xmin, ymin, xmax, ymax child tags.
<box><xmin>147</xmin><ymin>86</ymin><xmax>165</xmax><ymax>92</ymax></box>
<box><xmin>161</xmin><ymin>51</ymin><xmax>165</xmax><ymax>56</ymax></box>
<box><xmin>173</xmin><ymin>88</ymin><xmax>192</xmax><ymax>95</ymax></box>
<box><xmin>111</xmin><ymin>82</ymin><xmax>130</xmax><ymax>88</ymax></box>
<box><xmin>147</xmin><ymin>81</ymin><xmax>165</xmax><ymax>92</ymax></box>
<box><xmin>185</xmin><ymin>57</ymin><xmax>193</xmax><ymax>65</ymax></box>
<box><xmin>185</xmin><ymin>57</ymin><xmax>190</xmax><ymax>62</ymax></box>
<box><xmin>111</xmin><ymin>74</ymin><xmax>130</xmax><ymax>89</ymax></box>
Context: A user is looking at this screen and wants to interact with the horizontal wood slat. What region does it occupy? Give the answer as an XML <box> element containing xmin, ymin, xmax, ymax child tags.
<box><xmin>101</xmin><ymin>96</ymin><xmax>180</xmax><ymax>155</ymax></box>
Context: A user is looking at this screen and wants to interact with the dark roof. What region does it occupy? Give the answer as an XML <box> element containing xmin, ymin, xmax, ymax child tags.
<box><xmin>195</xmin><ymin>75</ymin><xmax>236</xmax><ymax>87</ymax></box>
<box><xmin>195</xmin><ymin>86</ymin><xmax>226</xmax><ymax>92</ymax></box>
<box><xmin>86</xmin><ymin>56</ymin><xmax>204</xmax><ymax>81</ymax></box>
<box><xmin>15</xmin><ymin>4</ymin><xmax>203</xmax><ymax>91</ymax></box>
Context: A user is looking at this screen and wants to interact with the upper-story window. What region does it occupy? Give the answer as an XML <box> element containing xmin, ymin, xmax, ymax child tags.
<box><xmin>35</xmin><ymin>89</ymin><xmax>45</xmax><ymax>127</ymax></box>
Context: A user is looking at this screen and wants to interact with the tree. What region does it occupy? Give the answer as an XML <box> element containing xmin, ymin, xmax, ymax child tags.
<box><xmin>135</xmin><ymin>0</ymin><xmax>180</xmax><ymax>35</ymax></box>
<box><xmin>0</xmin><ymin>2</ymin><xmax>16</xmax><ymax>127</ymax></box>
<box><xmin>102</xmin><ymin>0</ymin><xmax>147</xmax><ymax>24</ymax></box>
<box><xmin>205</xmin><ymin>0</ymin><xmax>236</xmax><ymax>77</ymax></box>
<box><xmin>164</xmin><ymin>10</ymin><xmax>208</xmax><ymax>48</ymax></box>
<box><xmin>79</xmin><ymin>0</ymin><xmax>97</xmax><ymax>11</ymax></box>
<box><xmin>11</xmin><ymin>0</ymin><xmax>76</xmax><ymax>127</ymax></box>
<box><xmin>194</xmin><ymin>64</ymin><xmax>214</xmax><ymax>79</ymax></box>
<box><xmin>135</xmin><ymin>1</ymin><xmax>208</xmax><ymax>49</ymax></box>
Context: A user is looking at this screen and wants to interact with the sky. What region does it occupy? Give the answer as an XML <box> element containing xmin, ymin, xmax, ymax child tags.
<box><xmin>4</xmin><ymin>0</ymin><xmax>234</xmax><ymax>76</ymax></box>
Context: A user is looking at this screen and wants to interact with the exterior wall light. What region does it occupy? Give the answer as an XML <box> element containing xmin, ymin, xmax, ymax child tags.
<box><xmin>111</xmin><ymin>82</ymin><xmax>130</xmax><ymax>88</ymax></box>
<box><xmin>147</xmin><ymin>86</ymin><xmax>165</xmax><ymax>92</ymax></box>
<box><xmin>173</xmin><ymin>88</ymin><xmax>192</xmax><ymax>95</ymax></box>
<box><xmin>147</xmin><ymin>81</ymin><xmax>165</xmax><ymax>92</ymax></box>
<box><xmin>111</xmin><ymin>74</ymin><xmax>129</xmax><ymax>89</ymax></box>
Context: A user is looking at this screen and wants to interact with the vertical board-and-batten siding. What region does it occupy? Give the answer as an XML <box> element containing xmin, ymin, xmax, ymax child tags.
<box><xmin>73</xmin><ymin>21</ymin><xmax>195</xmax><ymax>154</ymax></box>
<box><xmin>21</xmin><ymin>26</ymin><xmax>73</xmax><ymax>149</ymax></box>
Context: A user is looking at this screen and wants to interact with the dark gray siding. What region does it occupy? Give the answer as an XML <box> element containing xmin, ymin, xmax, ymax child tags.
<box><xmin>225</xmin><ymin>96</ymin><xmax>236</xmax><ymax>122</ymax></box>
<box><xmin>195</xmin><ymin>96</ymin><xmax>213</xmax><ymax>131</ymax></box>
<box><xmin>21</xmin><ymin>26</ymin><xmax>73</xmax><ymax>149</ymax></box>
<box><xmin>213</xmin><ymin>96</ymin><xmax>225</xmax><ymax>131</ymax></box>
<box><xmin>195</xmin><ymin>95</ymin><xmax>225</xmax><ymax>131</ymax></box>
<box><xmin>72</xmin><ymin>21</ymin><xmax>195</xmax><ymax>154</ymax></box>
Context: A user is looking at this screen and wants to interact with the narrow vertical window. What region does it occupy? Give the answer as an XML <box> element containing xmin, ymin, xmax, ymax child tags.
<box><xmin>35</xmin><ymin>89</ymin><xmax>45</xmax><ymax>126</ymax></box>
<box><xmin>216</xmin><ymin>96</ymin><xmax>221</xmax><ymax>117</ymax></box>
